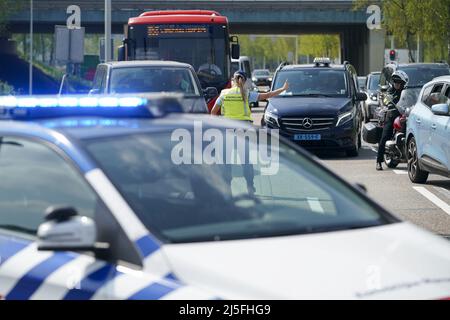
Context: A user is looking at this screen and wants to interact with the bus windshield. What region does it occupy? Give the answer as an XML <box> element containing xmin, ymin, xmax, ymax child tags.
<box><xmin>127</xmin><ymin>23</ymin><xmax>229</xmax><ymax>90</ymax></box>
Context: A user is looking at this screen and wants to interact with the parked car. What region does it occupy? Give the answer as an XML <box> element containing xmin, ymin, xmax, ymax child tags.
<box><xmin>406</xmin><ymin>76</ymin><xmax>450</xmax><ymax>183</ymax></box>
<box><xmin>263</xmin><ymin>58</ymin><xmax>366</xmax><ymax>157</ymax></box>
<box><xmin>362</xmin><ymin>71</ymin><xmax>381</xmax><ymax>122</ymax></box>
<box><xmin>231</xmin><ymin>56</ymin><xmax>259</xmax><ymax>108</ymax></box>
<box><xmin>89</xmin><ymin>61</ymin><xmax>217</xmax><ymax>113</ymax></box>
<box><xmin>252</xmin><ymin>69</ymin><xmax>272</xmax><ymax>87</ymax></box>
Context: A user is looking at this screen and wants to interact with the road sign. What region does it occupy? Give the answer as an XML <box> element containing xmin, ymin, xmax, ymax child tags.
<box><xmin>54</xmin><ymin>25</ymin><xmax>85</xmax><ymax>63</ymax></box>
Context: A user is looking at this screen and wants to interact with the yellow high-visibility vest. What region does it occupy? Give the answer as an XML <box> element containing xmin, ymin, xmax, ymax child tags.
<box><xmin>221</xmin><ymin>87</ymin><xmax>252</xmax><ymax>121</ymax></box>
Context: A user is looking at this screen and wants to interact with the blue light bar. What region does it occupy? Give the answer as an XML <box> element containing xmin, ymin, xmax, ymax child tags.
<box><xmin>0</xmin><ymin>94</ymin><xmax>184</xmax><ymax>120</ymax></box>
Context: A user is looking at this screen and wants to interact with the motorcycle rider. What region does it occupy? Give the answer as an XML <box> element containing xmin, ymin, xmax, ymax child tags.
<box><xmin>376</xmin><ymin>70</ymin><xmax>409</xmax><ymax>171</ymax></box>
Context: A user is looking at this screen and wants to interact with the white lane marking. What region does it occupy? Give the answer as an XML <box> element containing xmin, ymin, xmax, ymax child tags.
<box><xmin>307</xmin><ymin>197</ymin><xmax>325</xmax><ymax>214</ymax></box>
<box><xmin>85</xmin><ymin>169</ymin><xmax>149</xmax><ymax>241</ymax></box>
<box><xmin>0</xmin><ymin>244</ymin><xmax>52</xmax><ymax>296</ymax></box>
<box><xmin>393</xmin><ymin>170</ymin><xmax>408</xmax><ymax>175</ymax></box>
<box><xmin>413</xmin><ymin>186</ymin><xmax>450</xmax><ymax>216</ymax></box>
<box><xmin>31</xmin><ymin>257</ymin><xmax>105</xmax><ymax>300</ymax></box>
<box><xmin>370</xmin><ymin>147</ymin><xmax>378</xmax><ymax>153</ymax></box>
<box><xmin>433</xmin><ymin>187</ymin><xmax>450</xmax><ymax>200</ymax></box>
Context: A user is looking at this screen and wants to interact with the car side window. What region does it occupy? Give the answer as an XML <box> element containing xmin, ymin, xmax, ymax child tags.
<box><xmin>424</xmin><ymin>83</ymin><xmax>444</xmax><ymax>107</ymax></box>
<box><xmin>0</xmin><ymin>137</ymin><xmax>97</xmax><ymax>237</ymax></box>
<box><xmin>421</xmin><ymin>85</ymin><xmax>434</xmax><ymax>107</ymax></box>
<box><xmin>444</xmin><ymin>85</ymin><xmax>450</xmax><ymax>102</ymax></box>
<box><xmin>92</xmin><ymin>66</ymin><xmax>106</xmax><ymax>92</ymax></box>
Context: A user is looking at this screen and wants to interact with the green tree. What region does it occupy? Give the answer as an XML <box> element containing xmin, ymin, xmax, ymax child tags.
<box><xmin>0</xmin><ymin>0</ymin><xmax>25</xmax><ymax>37</ymax></box>
<box><xmin>354</xmin><ymin>0</ymin><xmax>450</xmax><ymax>63</ymax></box>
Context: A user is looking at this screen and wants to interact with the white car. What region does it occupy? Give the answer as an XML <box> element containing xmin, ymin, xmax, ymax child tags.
<box><xmin>0</xmin><ymin>94</ymin><xmax>450</xmax><ymax>299</ymax></box>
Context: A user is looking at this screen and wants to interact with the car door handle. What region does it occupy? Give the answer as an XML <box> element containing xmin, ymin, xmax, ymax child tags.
<box><xmin>431</xmin><ymin>124</ymin><xmax>437</xmax><ymax>130</ymax></box>
<box><xmin>416</xmin><ymin>119</ymin><xmax>421</xmax><ymax>124</ymax></box>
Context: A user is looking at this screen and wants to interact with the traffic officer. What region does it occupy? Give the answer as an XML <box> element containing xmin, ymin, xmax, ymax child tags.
<box><xmin>211</xmin><ymin>70</ymin><xmax>288</xmax><ymax>120</ymax></box>
<box><xmin>376</xmin><ymin>70</ymin><xmax>409</xmax><ymax>171</ymax></box>
<box><xmin>211</xmin><ymin>70</ymin><xmax>288</xmax><ymax>195</ymax></box>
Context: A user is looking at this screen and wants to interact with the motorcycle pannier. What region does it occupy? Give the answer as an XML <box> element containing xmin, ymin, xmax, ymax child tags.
<box><xmin>363</xmin><ymin>122</ymin><xmax>382</xmax><ymax>144</ymax></box>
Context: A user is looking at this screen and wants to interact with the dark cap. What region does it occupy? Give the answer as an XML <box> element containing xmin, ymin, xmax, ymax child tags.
<box><xmin>233</xmin><ymin>70</ymin><xmax>247</xmax><ymax>81</ymax></box>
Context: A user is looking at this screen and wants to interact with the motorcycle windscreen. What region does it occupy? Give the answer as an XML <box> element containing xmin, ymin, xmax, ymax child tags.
<box><xmin>397</xmin><ymin>88</ymin><xmax>421</xmax><ymax>114</ymax></box>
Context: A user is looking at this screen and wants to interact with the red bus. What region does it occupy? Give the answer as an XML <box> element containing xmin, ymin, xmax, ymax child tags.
<box><xmin>119</xmin><ymin>10</ymin><xmax>240</xmax><ymax>110</ymax></box>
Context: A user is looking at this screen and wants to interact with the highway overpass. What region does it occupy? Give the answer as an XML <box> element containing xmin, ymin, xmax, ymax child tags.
<box><xmin>8</xmin><ymin>0</ymin><xmax>385</xmax><ymax>74</ymax></box>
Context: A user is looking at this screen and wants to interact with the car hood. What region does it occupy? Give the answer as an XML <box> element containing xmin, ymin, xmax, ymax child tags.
<box><xmin>162</xmin><ymin>222</ymin><xmax>450</xmax><ymax>299</ymax></box>
<box><xmin>179</xmin><ymin>96</ymin><xmax>208</xmax><ymax>113</ymax></box>
<box><xmin>267</xmin><ymin>97</ymin><xmax>352</xmax><ymax>117</ymax></box>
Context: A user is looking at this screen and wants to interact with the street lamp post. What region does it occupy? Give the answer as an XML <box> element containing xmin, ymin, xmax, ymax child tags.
<box><xmin>29</xmin><ymin>0</ymin><xmax>33</xmax><ymax>95</ymax></box>
<box><xmin>105</xmin><ymin>0</ymin><xmax>111</xmax><ymax>62</ymax></box>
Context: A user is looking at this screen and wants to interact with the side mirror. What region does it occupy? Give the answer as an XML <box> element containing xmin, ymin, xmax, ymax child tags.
<box><xmin>355</xmin><ymin>92</ymin><xmax>367</xmax><ymax>101</ymax></box>
<box><xmin>379</xmin><ymin>85</ymin><xmax>389</xmax><ymax>93</ymax></box>
<box><xmin>89</xmin><ymin>88</ymin><xmax>100</xmax><ymax>95</ymax></box>
<box><xmin>38</xmin><ymin>206</ymin><xmax>108</xmax><ymax>252</ymax></box>
<box><xmin>231</xmin><ymin>43</ymin><xmax>240</xmax><ymax>60</ymax></box>
<box><xmin>431</xmin><ymin>103</ymin><xmax>449</xmax><ymax>116</ymax></box>
<box><xmin>117</xmin><ymin>45</ymin><xmax>125</xmax><ymax>61</ymax></box>
<box><xmin>203</xmin><ymin>87</ymin><xmax>218</xmax><ymax>100</ymax></box>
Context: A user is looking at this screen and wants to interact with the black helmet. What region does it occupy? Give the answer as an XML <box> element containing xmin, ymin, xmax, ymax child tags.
<box><xmin>233</xmin><ymin>70</ymin><xmax>247</xmax><ymax>81</ymax></box>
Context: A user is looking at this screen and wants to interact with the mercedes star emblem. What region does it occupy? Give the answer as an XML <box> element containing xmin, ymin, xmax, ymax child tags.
<box><xmin>302</xmin><ymin>118</ymin><xmax>313</xmax><ymax>129</ymax></box>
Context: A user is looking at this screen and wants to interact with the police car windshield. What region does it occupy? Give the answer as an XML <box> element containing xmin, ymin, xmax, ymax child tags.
<box><xmin>109</xmin><ymin>67</ymin><xmax>200</xmax><ymax>96</ymax></box>
<box><xmin>84</xmin><ymin>130</ymin><xmax>386</xmax><ymax>243</ymax></box>
<box><xmin>400</xmin><ymin>66</ymin><xmax>450</xmax><ymax>88</ymax></box>
<box><xmin>274</xmin><ymin>69</ymin><xmax>348</xmax><ymax>97</ymax></box>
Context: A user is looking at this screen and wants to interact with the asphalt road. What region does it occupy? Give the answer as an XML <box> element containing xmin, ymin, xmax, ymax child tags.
<box><xmin>252</xmin><ymin>103</ymin><xmax>450</xmax><ymax>238</ymax></box>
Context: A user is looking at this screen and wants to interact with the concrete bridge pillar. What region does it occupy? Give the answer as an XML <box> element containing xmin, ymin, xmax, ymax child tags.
<box><xmin>367</xmin><ymin>29</ymin><xmax>385</xmax><ymax>73</ymax></box>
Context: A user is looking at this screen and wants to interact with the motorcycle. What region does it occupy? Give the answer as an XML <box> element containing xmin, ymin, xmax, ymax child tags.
<box><xmin>376</xmin><ymin>90</ymin><xmax>416</xmax><ymax>169</ymax></box>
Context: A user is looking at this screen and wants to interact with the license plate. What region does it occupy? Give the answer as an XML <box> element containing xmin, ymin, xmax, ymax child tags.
<box><xmin>294</xmin><ymin>134</ymin><xmax>321</xmax><ymax>141</ymax></box>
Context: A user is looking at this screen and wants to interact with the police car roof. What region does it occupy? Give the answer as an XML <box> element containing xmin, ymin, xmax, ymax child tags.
<box><xmin>1</xmin><ymin>114</ymin><xmax>253</xmax><ymax>141</ymax></box>
<box><xmin>100</xmin><ymin>60</ymin><xmax>193</xmax><ymax>69</ymax></box>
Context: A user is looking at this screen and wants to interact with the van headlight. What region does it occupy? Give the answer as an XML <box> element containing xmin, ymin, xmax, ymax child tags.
<box><xmin>265</xmin><ymin>111</ymin><xmax>280</xmax><ymax>127</ymax></box>
<box><xmin>336</xmin><ymin>110</ymin><xmax>354</xmax><ymax>126</ymax></box>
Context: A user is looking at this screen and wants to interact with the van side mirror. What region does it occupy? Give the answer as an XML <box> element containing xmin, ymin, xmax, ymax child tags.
<box><xmin>231</xmin><ymin>44</ymin><xmax>240</xmax><ymax>60</ymax></box>
<box><xmin>356</xmin><ymin>92</ymin><xmax>367</xmax><ymax>101</ymax></box>
<box><xmin>38</xmin><ymin>206</ymin><xmax>109</xmax><ymax>252</ymax></box>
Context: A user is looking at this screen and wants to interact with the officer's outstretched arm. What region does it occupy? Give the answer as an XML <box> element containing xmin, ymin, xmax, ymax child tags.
<box><xmin>258</xmin><ymin>81</ymin><xmax>289</xmax><ymax>101</ymax></box>
<box><xmin>211</xmin><ymin>103</ymin><xmax>221</xmax><ymax>115</ymax></box>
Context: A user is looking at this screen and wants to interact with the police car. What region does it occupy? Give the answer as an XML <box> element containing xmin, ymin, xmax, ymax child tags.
<box><xmin>0</xmin><ymin>94</ymin><xmax>450</xmax><ymax>300</ymax></box>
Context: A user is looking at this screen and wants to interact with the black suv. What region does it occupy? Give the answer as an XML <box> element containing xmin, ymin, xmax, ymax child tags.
<box><xmin>378</xmin><ymin>62</ymin><xmax>450</xmax><ymax>110</ymax></box>
<box><xmin>263</xmin><ymin>58</ymin><xmax>367</xmax><ymax>157</ymax></box>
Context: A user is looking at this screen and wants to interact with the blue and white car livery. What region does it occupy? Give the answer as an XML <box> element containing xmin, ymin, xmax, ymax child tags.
<box><xmin>0</xmin><ymin>94</ymin><xmax>450</xmax><ymax>300</ymax></box>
